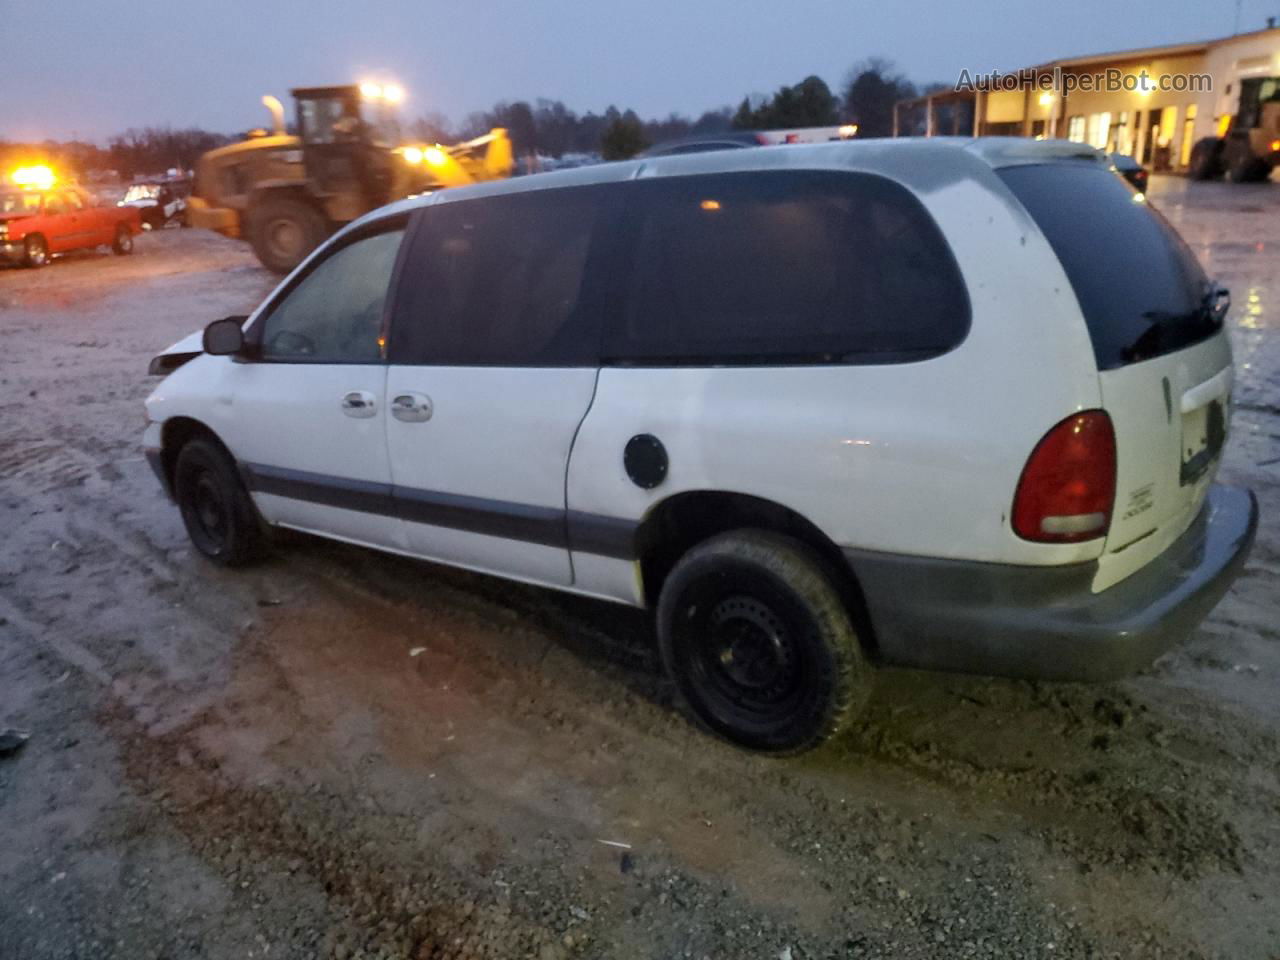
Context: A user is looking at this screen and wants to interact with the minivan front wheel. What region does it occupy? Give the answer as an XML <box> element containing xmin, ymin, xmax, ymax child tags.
<box><xmin>657</xmin><ymin>530</ymin><xmax>869</xmax><ymax>753</ymax></box>
<box><xmin>173</xmin><ymin>438</ymin><xmax>266</xmax><ymax>566</ymax></box>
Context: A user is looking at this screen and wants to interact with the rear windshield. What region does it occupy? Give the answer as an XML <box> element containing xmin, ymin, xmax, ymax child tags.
<box><xmin>997</xmin><ymin>163</ymin><xmax>1215</xmax><ymax>369</ymax></box>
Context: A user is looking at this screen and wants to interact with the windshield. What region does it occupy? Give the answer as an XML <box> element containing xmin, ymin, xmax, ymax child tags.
<box><xmin>998</xmin><ymin>162</ymin><xmax>1215</xmax><ymax>369</ymax></box>
<box><xmin>298</xmin><ymin>96</ymin><xmax>364</xmax><ymax>144</ymax></box>
<box><xmin>124</xmin><ymin>184</ymin><xmax>161</xmax><ymax>202</ymax></box>
<box><xmin>1</xmin><ymin>192</ymin><xmax>43</xmax><ymax>214</ymax></box>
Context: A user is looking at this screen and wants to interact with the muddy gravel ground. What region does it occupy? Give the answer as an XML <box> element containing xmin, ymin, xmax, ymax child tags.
<box><xmin>1</xmin><ymin>179</ymin><xmax>1278</xmax><ymax>960</ymax></box>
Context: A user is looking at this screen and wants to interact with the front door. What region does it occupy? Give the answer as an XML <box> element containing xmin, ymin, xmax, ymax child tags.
<box><xmin>384</xmin><ymin>186</ymin><xmax>614</xmax><ymax>586</ymax></box>
<box><xmin>217</xmin><ymin>223</ymin><xmax>407</xmax><ymax>549</ymax></box>
<box><xmin>40</xmin><ymin>192</ymin><xmax>76</xmax><ymax>253</ymax></box>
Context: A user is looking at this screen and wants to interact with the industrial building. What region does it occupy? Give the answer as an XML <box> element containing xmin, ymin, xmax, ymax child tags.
<box><xmin>894</xmin><ymin>23</ymin><xmax>1280</xmax><ymax>171</ymax></box>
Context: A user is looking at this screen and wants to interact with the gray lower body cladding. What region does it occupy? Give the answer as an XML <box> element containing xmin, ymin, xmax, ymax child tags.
<box><xmin>844</xmin><ymin>484</ymin><xmax>1258</xmax><ymax>682</ymax></box>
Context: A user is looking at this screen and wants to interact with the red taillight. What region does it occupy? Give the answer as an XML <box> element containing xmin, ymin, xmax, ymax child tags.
<box><xmin>1012</xmin><ymin>411</ymin><xmax>1116</xmax><ymax>543</ymax></box>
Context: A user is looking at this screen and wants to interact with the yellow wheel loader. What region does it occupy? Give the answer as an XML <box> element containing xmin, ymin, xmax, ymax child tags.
<box><xmin>188</xmin><ymin>85</ymin><xmax>513</xmax><ymax>273</ymax></box>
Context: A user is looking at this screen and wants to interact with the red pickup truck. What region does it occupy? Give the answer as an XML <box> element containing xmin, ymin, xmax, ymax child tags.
<box><xmin>1</xmin><ymin>184</ymin><xmax>141</xmax><ymax>268</ymax></box>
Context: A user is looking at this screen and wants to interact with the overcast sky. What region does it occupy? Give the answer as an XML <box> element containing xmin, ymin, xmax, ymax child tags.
<box><xmin>2</xmin><ymin>0</ymin><xmax>1264</xmax><ymax>143</ymax></box>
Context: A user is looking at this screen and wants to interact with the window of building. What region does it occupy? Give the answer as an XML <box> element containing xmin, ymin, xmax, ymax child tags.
<box><xmin>1181</xmin><ymin>104</ymin><xmax>1199</xmax><ymax>167</ymax></box>
<box><xmin>1113</xmin><ymin>112</ymin><xmax>1131</xmax><ymax>155</ymax></box>
<box><xmin>1066</xmin><ymin>115</ymin><xmax>1086</xmax><ymax>143</ymax></box>
<box><xmin>1086</xmin><ymin>112</ymin><xmax>1111</xmax><ymax>150</ymax></box>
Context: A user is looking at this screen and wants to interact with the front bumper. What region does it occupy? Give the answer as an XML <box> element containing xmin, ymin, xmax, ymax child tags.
<box><xmin>1</xmin><ymin>240</ymin><xmax>24</xmax><ymax>263</ymax></box>
<box><xmin>143</xmin><ymin>422</ymin><xmax>172</xmax><ymax>500</ymax></box>
<box><xmin>186</xmin><ymin>198</ymin><xmax>241</xmax><ymax>238</ymax></box>
<box><xmin>845</xmin><ymin>484</ymin><xmax>1259</xmax><ymax>682</ymax></box>
<box><xmin>145</xmin><ymin>447</ymin><xmax>171</xmax><ymax>499</ymax></box>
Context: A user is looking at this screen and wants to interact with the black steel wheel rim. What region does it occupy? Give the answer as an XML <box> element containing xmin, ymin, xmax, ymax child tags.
<box><xmin>675</xmin><ymin>575</ymin><xmax>811</xmax><ymax>732</ymax></box>
<box><xmin>183</xmin><ymin>468</ymin><xmax>230</xmax><ymax>555</ymax></box>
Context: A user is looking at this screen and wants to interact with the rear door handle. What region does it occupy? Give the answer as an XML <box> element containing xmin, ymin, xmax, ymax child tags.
<box><xmin>341</xmin><ymin>390</ymin><xmax>378</xmax><ymax>418</ymax></box>
<box><xmin>391</xmin><ymin>392</ymin><xmax>433</xmax><ymax>423</ymax></box>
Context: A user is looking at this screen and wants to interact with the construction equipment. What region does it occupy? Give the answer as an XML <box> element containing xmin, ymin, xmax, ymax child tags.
<box><xmin>1189</xmin><ymin>76</ymin><xmax>1280</xmax><ymax>183</ymax></box>
<box><xmin>188</xmin><ymin>85</ymin><xmax>513</xmax><ymax>273</ymax></box>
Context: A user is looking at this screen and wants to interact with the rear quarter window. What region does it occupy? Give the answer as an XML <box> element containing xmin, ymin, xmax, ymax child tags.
<box><xmin>997</xmin><ymin>163</ymin><xmax>1214</xmax><ymax>369</ymax></box>
<box><xmin>605</xmin><ymin>170</ymin><xmax>970</xmax><ymax>365</ymax></box>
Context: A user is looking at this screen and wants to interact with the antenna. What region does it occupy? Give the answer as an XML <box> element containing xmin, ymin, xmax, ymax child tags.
<box><xmin>1233</xmin><ymin>0</ymin><xmax>1243</xmax><ymax>34</ymax></box>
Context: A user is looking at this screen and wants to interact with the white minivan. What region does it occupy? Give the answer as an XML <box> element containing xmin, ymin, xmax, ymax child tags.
<box><xmin>144</xmin><ymin>138</ymin><xmax>1258</xmax><ymax>753</ymax></box>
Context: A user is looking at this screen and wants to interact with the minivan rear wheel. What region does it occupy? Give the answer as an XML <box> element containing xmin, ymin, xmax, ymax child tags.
<box><xmin>174</xmin><ymin>438</ymin><xmax>266</xmax><ymax>566</ymax></box>
<box><xmin>657</xmin><ymin>530</ymin><xmax>869</xmax><ymax>753</ymax></box>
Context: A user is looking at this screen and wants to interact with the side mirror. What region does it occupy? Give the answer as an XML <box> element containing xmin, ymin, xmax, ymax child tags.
<box><xmin>203</xmin><ymin>316</ymin><xmax>248</xmax><ymax>356</ymax></box>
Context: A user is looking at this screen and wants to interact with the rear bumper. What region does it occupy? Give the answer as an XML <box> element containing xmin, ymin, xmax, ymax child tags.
<box><xmin>845</xmin><ymin>484</ymin><xmax>1258</xmax><ymax>682</ymax></box>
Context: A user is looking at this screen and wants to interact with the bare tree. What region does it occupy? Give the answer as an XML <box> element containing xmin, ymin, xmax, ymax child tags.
<box><xmin>842</xmin><ymin>58</ymin><xmax>917</xmax><ymax>138</ymax></box>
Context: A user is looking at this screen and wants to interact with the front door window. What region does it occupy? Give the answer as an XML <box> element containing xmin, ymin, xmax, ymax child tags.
<box><xmin>257</xmin><ymin>229</ymin><xmax>404</xmax><ymax>363</ymax></box>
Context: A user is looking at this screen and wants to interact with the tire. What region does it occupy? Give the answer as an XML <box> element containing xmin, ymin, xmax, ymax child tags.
<box><xmin>245</xmin><ymin>194</ymin><xmax>328</xmax><ymax>274</ymax></box>
<box><xmin>1227</xmin><ymin>148</ymin><xmax>1271</xmax><ymax>184</ymax></box>
<box><xmin>657</xmin><ymin>529</ymin><xmax>869</xmax><ymax>754</ymax></box>
<box><xmin>23</xmin><ymin>234</ymin><xmax>49</xmax><ymax>268</ymax></box>
<box><xmin>112</xmin><ymin>223</ymin><xmax>134</xmax><ymax>255</ymax></box>
<box><xmin>1188</xmin><ymin>139</ymin><xmax>1224</xmax><ymax>181</ymax></box>
<box><xmin>173</xmin><ymin>438</ymin><xmax>267</xmax><ymax>566</ymax></box>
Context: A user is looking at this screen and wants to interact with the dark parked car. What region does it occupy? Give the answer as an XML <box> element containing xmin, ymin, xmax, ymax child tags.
<box><xmin>1109</xmin><ymin>153</ymin><xmax>1149</xmax><ymax>192</ymax></box>
<box><xmin>640</xmin><ymin>126</ymin><xmax>858</xmax><ymax>158</ymax></box>
<box><xmin>118</xmin><ymin>179</ymin><xmax>191</xmax><ymax>230</ymax></box>
<box><xmin>638</xmin><ymin>132</ymin><xmax>771</xmax><ymax>158</ymax></box>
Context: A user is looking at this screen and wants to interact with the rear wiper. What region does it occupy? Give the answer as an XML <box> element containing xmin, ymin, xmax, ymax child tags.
<box><xmin>1122</xmin><ymin>289</ymin><xmax>1226</xmax><ymax>364</ymax></box>
<box><xmin>1203</xmin><ymin>284</ymin><xmax>1230</xmax><ymax>323</ymax></box>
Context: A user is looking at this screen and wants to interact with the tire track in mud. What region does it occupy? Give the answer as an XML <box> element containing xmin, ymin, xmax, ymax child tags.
<box><xmin>105</xmin><ymin>629</ymin><xmax>1106</xmax><ymax>960</ymax></box>
<box><xmin>844</xmin><ymin>680</ymin><xmax>1266</xmax><ymax>879</ymax></box>
<box><xmin>0</xmin><ymin>437</ymin><xmax>103</xmax><ymax>491</ymax></box>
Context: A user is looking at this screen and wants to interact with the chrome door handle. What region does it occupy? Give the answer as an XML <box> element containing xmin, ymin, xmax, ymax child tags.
<box><xmin>391</xmin><ymin>392</ymin><xmax>432</xmax><ymax>422</ymax></box>
<box><xmin>341</xmin><ymin>390</ymin><xmax>378</xmax><ymax>418</ymax></box>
